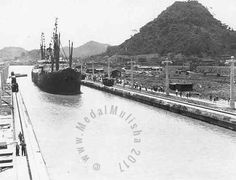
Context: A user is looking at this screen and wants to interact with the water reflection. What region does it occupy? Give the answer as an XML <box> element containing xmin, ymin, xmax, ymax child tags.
<box><xmin>40</xmin><ymin>93</ymin><xmax>83</xmax><ymax>108</ymax></box>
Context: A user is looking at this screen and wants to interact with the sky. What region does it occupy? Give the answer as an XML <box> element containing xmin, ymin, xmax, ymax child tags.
<box><xmin>0</xmin><ymin>0</ymin><xmax>236</xmax><ymax>50</ymax></box>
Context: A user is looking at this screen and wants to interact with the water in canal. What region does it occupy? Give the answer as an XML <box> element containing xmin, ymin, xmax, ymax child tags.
<box><xmin>11</xmin><ymin>66</ymin><xmax>236</xmax><ymax>180</ymax></box>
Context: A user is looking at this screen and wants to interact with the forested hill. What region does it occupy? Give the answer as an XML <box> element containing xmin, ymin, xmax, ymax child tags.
<box><xmin>107</xmin><ymin>1</ymin><xmax>236</xmax><ymax>57</ymax></box>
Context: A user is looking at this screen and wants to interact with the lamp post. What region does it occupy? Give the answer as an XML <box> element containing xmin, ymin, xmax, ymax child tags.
<box><xmin>226</xmin><ymin>56</ymin><xmax>235</xmax><ymax>109</ymax></box>
<box><xmin>162</xmin><ymin>58</ymin><xmax>172</xmax><ymax>95</ymax></box>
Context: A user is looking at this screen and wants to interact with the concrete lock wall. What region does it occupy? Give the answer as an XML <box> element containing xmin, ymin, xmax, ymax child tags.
<box><xmin>81</xmin><ymin>81</ymin><xmax>236</xmax><ymax>131</ymax></box>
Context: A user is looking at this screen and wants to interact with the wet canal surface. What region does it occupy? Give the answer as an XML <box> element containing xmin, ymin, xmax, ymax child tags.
<box><xmin>11</xmin><ymin>66</ymin><xmax>236</xmax><ymax>180</ymax></box>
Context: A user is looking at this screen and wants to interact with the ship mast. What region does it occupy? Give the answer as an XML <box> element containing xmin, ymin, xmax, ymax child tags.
<box><xmin>68</xmin><ymin>40</ymin><xmax>73</xmax><ymax>68</ymax></box>
<box><xmin>53</xmin><ymin>18</ymin><xmax>60</xmax><ymax>71</ymax></box>
<box><xmin>48</xmin><ymin>43</ymin><xmax>53</xmax><ymax>72</ymax></box>
<box><xmin>40</xmin><ymin>33</ymin><xmax>45</xmax><ymax>60</ymax></box>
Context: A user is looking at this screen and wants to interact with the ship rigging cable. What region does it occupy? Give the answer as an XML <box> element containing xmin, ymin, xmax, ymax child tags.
<box><xmin>59</xmin><ymin>41</ymin><xmax>68</xmax><ymax>61</ymax></box>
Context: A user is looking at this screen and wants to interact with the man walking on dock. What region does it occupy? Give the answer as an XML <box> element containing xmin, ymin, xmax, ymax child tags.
<box><xmin>16</xmin><ymin>142</ymin><xmax>20</xmax><ymax>156</ymax></box>
<box><xmin>18</xmin><ymin>132</ymin><xmax>23</xmax><ymax>142</ymax></box>
<box><xmin>21</xmin><ymin>141</ymin><xmax>26</xmax><ymax>156</ymax></box>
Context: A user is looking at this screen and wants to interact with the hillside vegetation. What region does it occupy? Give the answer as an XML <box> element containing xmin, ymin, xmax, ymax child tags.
<box><xmin>107</xmin><ymin>1</ymin><xmax>236</xmax><ymax>58</ymax></box>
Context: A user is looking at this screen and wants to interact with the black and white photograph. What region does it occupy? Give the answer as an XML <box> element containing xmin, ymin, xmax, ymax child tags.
<box><xmin>0</xmin><ymin>0</ymin><xmax>236</xmax><ymax>179</ymax></box>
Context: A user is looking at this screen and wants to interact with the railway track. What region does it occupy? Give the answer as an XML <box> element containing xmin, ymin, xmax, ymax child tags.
<box><xmin>82</xmin><ymin>80</ymin><xmax>236</xmax><ymax>118</ymax></box>
<box><xmin>114</xmin><ymin>85</ymin><xmax>236</xmax><ymax>118</ymax></box>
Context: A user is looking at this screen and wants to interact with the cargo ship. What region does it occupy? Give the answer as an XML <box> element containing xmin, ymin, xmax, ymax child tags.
<box><xmin>31</xmin><ymin>19</ymin><xmax>81</xmax><ymax>95</ymax></box>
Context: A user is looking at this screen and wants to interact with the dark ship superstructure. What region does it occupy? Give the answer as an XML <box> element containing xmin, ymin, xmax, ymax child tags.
<box><xmin>102</xmin><ymin>57</ymin><xmax>114</xmax><ymax>86</ymax></box>
<box><xmin>31</xmin><ymin>19</ymin><xmax>81</xmax><ymax>95</ymax></box>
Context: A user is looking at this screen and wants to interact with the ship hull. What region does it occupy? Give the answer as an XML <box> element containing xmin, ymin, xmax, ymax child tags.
<box><xmin>31</xmin><ymin>68</ymin><xmax>81</xmax><ymax>95</ymax></box>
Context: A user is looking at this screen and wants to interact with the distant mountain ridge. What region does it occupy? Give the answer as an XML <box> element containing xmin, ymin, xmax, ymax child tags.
<box><xmin>0</xmin><ymin>41</ymin><xmax>109</xmax><ymax>64</ymax></box>
<box><xmin>107</xmin><ymin>1</ymin><xmax>236</xmax><ymax>57</ymax></box>
<box><xmin>63</xmin><ymin>41</ymin><xmax>109</xmax><ymax>58</ymax></box>
<box><xmin>0</xmin><ymin>47</ymin><xmax>27</xmax><ymax>60</ymax></box>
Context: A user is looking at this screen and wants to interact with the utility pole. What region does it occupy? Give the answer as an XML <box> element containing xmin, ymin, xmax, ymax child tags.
<box><xmin>226</xmin><ymin>56</ymin><xmax>235</xmax><ymax>109</ymax></box>
<box><xmin>80</xmin><ymin>60</ymin><xmax>83</xmax><ymax>73</ymax></box>
<box><xmin>108</xmin><ymin>57</ymin><xmax>110</xmax><ymax>78</ymax></box>
<box><xmin>131</xmin><ymin>56</ymin><xmax>134</xmax><ymax>88</ymax></box>
<box><xmin>92</xmin><ymin>60</ymin><xmax>94</xmax><ymax>79</ymax></box>
<box><xmin>162</xmin><ymin>58</ymin><xmax>172</xmax><ymax>95</ymax></box>
<box><xmin>0</xmin><ymin>72</ymin><xmax>2</xmax><ymax>107</ymax></box>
